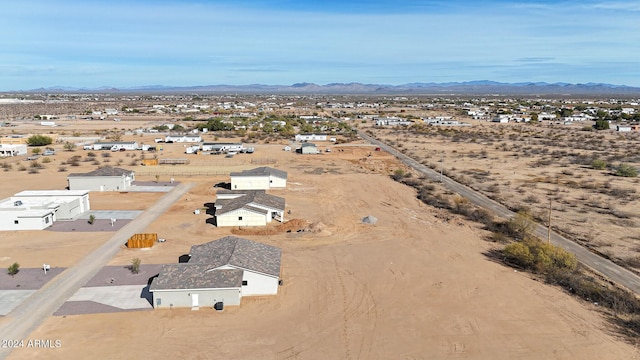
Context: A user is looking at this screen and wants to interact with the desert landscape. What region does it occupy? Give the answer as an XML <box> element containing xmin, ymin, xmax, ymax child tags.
<box><xmin>0</xmin><ymin>97</ymin><xmax>639</xmax><ymax>359</ymax></box>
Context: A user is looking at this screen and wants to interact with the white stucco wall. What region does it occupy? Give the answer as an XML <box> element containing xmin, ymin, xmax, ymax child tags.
<box><xmin>0</xmin><ymin>212</ymin><xmax>53</xmax><ymax>230</ymax></box>
<box><xmin>152</xmin><ymin>288</ymin><xmax>241</xmax><ymax>309</ymax></box>
<box><xmin>215</xmin><ymin>266</ymin><xmax>279</xmax><ymax>296</ymax></box>
<box><xmin>216</xmin><ymin>209</ymin><xmax>267</xmax><ymax>227</ymax></box>
<box><xmin>231</xmin><ymin>175</ymin><xmax>270</xmax><ymax>190</ymax></box>
<box><xmin>269</xmin><ymin>176</ymin><xmax>287</xmax><ymax>188</ymax></box>
<box><xmin>241</xmin><ymin>270</ymin><xmax>279</xmax><ymax>296</ymax></box>
<box><xmin>68</xmin><ymin>176</ymin><xmax>130</xmax><ymax>191</ymax></box>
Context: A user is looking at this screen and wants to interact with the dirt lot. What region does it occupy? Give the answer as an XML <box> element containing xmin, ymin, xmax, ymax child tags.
<box><xmin>0</xmin><ymin>119</ymin><xmax>636</xmax><ymax>359</ymax></box>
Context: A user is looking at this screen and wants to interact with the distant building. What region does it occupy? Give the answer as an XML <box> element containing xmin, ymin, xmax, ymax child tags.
<box><xmin>295</xmin><ymin>134</ymin><xmax>327</xmax><ymax>142</ymax></box>
<box><xmin>0</xmin><ymin>144</ymin><xmax>27</xmax><ymax>157</ymax></box>
<box><xmin>92</xmin><ymin>141</ymin><xmax>139</xmax><ymax>151</ymax></box>
<box><xmin>299</xmin><ymin>142</ymin><xmax>319</xmax><ymax>154</ymax></box>
<box><xmin>0</xmin><ymin>190</ymin><xmax>91</xmax><ymax>230</ymax></box>
<box><xmin>230</xmin><ymin>167</ymin><xmax>287</xmax><ymax>190</ymax></box>
<box><xmin>68</xmin><ymin>166</ymin><xmax>135</xmax><ymax>191</ymax></box>
<box><xmin>164</xmin><ymin>135</ymin><xmax>202</xmax><ymax>143</ymax></box>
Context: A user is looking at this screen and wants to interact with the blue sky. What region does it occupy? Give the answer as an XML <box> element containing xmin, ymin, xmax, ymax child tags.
<box><xmin>1</xmin><ymin>0</ymin><xmax>639</xmax><ymax>90</ymax></box>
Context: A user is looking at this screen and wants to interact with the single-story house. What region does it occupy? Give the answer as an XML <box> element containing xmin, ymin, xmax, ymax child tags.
<box><xmin>0</xmin><ymin>144</ymin><xmax>27</xmax><ymax>157</ymax></box>
<box><xmin>230</xmin><ymin>167</ymin><xmax>287</xmax><ymax>190</ymax></box>
<box><xmin>67</xmin><ymin>166</ymin><xmax>135</xmax><ymax>191</ymax></box>
<box><xmin>92</xmin><ymin>141</ymin><xmax>139</xmax><ymax>151</ymax></box>
<box><xmin>0</xmin><ymin>190</ymin><xmax>91</xmax><ymax>230</ymax></box>
<box><xmin>164</xmin><ymin>135</ymin><xmax>202</xmax><ymax>143</ymax></box>
<box><xmin>201</xmin><ymin>142</ymin><xmax>244</xmax><ymax>153</ymax></box>
<box><xmin>214</xmin><ymin>190</ymin><xmax>285</xmax><ymax>227</ymax></box>
<box><xmin>299</xmin><ymin>142</ymin><xmax>319</xmax><ymax>154</ymax></box>
<box><xmin>295</xmin><ymin>134</ymin><xmax>327</xmax><ymax>142</ymax></box>
<box><xmin>150</xmin><ymin>236</ymin><xmax>281</xmax><ymax>309</ymax></box>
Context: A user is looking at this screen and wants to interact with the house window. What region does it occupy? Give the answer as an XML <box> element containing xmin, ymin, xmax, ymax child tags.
<box><xmin>156</xmin><ymin>298</ymin><xmax>161</xmax><ymax>306</ymax></box>
<box><xmin>238</xmin><ymin>216</ymin><xmax>243</xmax><ymax>221</ymax></box>
<box><xmin>14</xmin><ymin>220</ymin><xmax>19</xmax><ymax>225</ymax></box>
<box><xmin>242</xmin><ymin>280</ymin><xmax>248</xmax><ymax>286</ymax></box>
<box><xmin>44</xmin><ymin>217</ymin><xmax>50</xmax><ymax>224</ymax></box>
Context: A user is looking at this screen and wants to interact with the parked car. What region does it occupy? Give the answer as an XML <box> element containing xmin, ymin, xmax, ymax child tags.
<box><xmin>43</xmin><ymin>150</ymin><xmax>55</xmax><ymax>156</ymax></box>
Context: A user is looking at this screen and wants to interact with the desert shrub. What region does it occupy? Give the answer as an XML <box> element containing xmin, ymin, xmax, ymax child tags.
<box><xmin>30</xmin><ymin>161</ymin><xmax>43</xmax><ymax>169</ymax></box>
<box><xmin>489</xmin><ymin>232</ymin><xmax>510</xmax><ymax>244</ymax></box>
<box><xmin>101</xmin><ymin>152</ymin><xmax>111</xmax><ymax>158</ymax></box>
<box><xmin>7</xmin><ymin>262</ymin><xmax>19</xmax><ymax>276</ymax></box>
<box><xmin>1</xmin><ymin>162</ymin><xmax>12</xmax><ymax>171</ymax></box>
<box><xmin>130</xmin><ymin>258</ymin><xmax>141</xmax><ymax>274</ymax></box>
<box><xmin>18</xmin><ymin>165</ymin><xmax>27</xmax><ymax>171</ymax></box>
<box><xmin>58</xmin><ymin>166</ymin><xmax>67</xmax><ymax>172</ymax></box>
<box><xmin>616</xmin><ymin>163</ymin><xmax>638</xmax><ymax>177</ymax></box>
<box><xmin>41</xmin><ymin>157</ymin><xmax>51</xmax><ymax>164</ymax></box>
<box><xmin>87</xmin><ymin>152</ymin><xmax>96</xmax><ymax>158</ymax></box>
<box><xmin>28</xmin><ymin>168</ymin><xmax>39</xmax><ymax>174</ymax></box>
<box><xmin>88</xmin><ymin>215</ymin><xmax>96</xmax><ymax>225</ymax></box>
<box><xmin>591</xmin><ymin>159</ymin><xmax>607</xmax><ymax>170</ymax></box>
<box><xmin>391</xmin><ymin>169</ymin><xmax>406</xmax><ymax>181</ymax></box>
<box><xmin>26</xmin><ymin>135</ymin><xmax>53</xmax><ymax>146</ymax></box>
<box><xmin>507</xmin><ymin>210</ymin><xmax>535</xmax><ymax>240</ymax></box>
<box><xmin>503</xmin><ymin>238</ymin><xmax>577</xmax><ymax>273</ymax></box>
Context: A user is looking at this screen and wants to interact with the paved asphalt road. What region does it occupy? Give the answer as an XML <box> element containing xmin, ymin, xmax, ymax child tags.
<box><xmin>0</xmin><ymin>182</ymin><xmax>194</xmax><ymax>359</ymax></box>
<box><xmin>358</xmin><ymin>130</ymin><xmax>640</xmax><ymax>294</ymax></box>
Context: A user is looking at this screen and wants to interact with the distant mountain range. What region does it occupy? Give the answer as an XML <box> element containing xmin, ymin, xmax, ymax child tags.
<box><xmin>23</xmin><ymin>81</ymin><xmax>640</xmax><ymax>96</ymax></box>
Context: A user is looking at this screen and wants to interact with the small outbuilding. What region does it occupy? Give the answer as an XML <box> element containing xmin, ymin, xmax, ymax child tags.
<box><xmin>299</xmin><ymin>142</ymin><xmax>319</xmax><ymax>154</ymax></box>
<box><xmin>68</xmin><ymin>166</ymin><xmax>135</xmax><ymax>191</ymax></box>
<box><xmin>230</xmin><ymin>166</ymin><xmax>287</xmax><ymax>190</ymax></box>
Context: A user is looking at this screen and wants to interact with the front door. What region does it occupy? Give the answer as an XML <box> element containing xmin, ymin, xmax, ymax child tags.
<box><xmin>191</xmin><ymin>293</ymin><xmax>199</xmax><ymax>308</ymax></box>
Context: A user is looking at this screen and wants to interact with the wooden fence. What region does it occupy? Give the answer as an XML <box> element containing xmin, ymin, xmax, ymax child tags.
<box><xmin>126</xmin><ymin>233</ymin><xmax>157</xmax><ymax>248</ymax></box>
<box><xmin>141</xmin><ymin>159</ymin><xmax>159</xmax><ymax>166</ymax></box>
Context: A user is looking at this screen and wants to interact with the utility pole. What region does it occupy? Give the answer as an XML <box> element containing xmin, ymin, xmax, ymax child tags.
<box><xmin>548</xmin><ymin>199</ymin><xmax>552</xmax><ymax>244</ymax></box>
<box><xmin>440</xmin><ymin>152</ymin><xmax>444</xmax><ymax>183</ymax></box>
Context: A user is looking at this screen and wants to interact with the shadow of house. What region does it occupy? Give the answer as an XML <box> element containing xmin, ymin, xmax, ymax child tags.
<box><xmin>213</xmin><ymin>182</ymin><xmax>231</xmax><ymax>190</ymax></box>
<box><xmin>140</xmin><ymin>284</ymin><xmax>154</xmax><ymax>306</ymax></box>
<box><xmin>204</xmin><ymin>202</ymin><xmax>217</xmax><ymax>215</ymax></box>
<box><xmin>178</xmin><ymin>254</ymin><xmax>192</xmax><ymax>263</ymax></box>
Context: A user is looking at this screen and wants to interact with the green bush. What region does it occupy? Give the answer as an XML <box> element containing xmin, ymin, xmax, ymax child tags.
<box><xmin>26</xmin><ymin>135</ymin><xmax>53</xmax><ymax>146</ymax></box>
<box><xmin>7</xmin><ymin>262</ymin><xmax>19</xmax><ymax>276</ymax></box>
<box><xmin>616</xmin><ymin>163</ymin><xmax>638</xmax><ymax>177</ymax></box>
<box><xmin>591</xmin><ymin>159</ymin><xmax>607</xmax><ymax>170</ymax></box>
<box><xmin>503</xmin><ymin>238</ymin><xmax>577</xmax><ymax>273</ymax></box>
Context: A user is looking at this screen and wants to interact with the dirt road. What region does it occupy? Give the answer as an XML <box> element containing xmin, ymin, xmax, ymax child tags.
<box><xmin>0</xmin><ymin>182</ymin><xmax>194</xmax><ymax>359</ymax></box>
<box><xmin>358</xmin><ymin>130</ymin><xmax>640</xmax><ymax>294</ymax></box>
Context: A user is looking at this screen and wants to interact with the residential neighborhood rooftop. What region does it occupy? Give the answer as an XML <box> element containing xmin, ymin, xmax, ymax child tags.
<box><xmin>68</xmin><ymin>166</ymin><xmax>135</xmax><ymax>177</ymax></box>
<box><xmin>215</xmin><ymin>191</ymin><xmax>285</xmax><ymax>215</ymax></box>
<box><xmin>189</xmin><ymin>236</ymin><xmax>282</xmax><ymax>278</ymax></box>
<box><xmin>229</xmin><ymin>166</ymin><xmax>287</xmax><ymax>179</ymax></box>
<box><xmin>150</xmin><ymin>265</ymin><xmax>243</xmax><ymax>291</ymax></box>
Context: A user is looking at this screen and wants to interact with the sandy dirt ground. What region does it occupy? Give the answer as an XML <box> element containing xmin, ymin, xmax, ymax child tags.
<box><xmin>1</xmin><ymin>126</ymin><xmax>637</xmax><ymax>359</ymax></box>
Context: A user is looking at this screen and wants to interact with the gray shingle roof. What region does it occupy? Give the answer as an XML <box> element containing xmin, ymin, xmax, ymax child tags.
<box><xmin>229</xmin><ymin>166</ymin><xmax>287</xmax><ymax>179</ymax></box>
<box><xmin>150</xmin><ymin>265</ymin><xmax>243</xmax><ymax>291</ymax></box>
<box><xmin>68</xmin><ymin>166</ymin><xmax>134</xmax><ymax>177</ymax></box>
<box><xmin>215</xmin><ymin>191</ymin><xmax>285</xmax><ymax>215</ymax></box>
<box><xmin>190</xmin><ymin>236</ymin><xmax>281</xmax><ymax>277</ymax></box>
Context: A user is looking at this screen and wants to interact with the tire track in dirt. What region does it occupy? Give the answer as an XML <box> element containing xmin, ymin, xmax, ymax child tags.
<box><xmin>333</xmin><ymin>254</ymin><xmax>352</xmax><ymax>360</ymax></box>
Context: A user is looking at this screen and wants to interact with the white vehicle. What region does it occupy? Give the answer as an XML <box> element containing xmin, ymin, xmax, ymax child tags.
<box><xmin>83</xmin><ymin>145</ymin><xmax>93</xmax><ymax>150</ymax></box>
